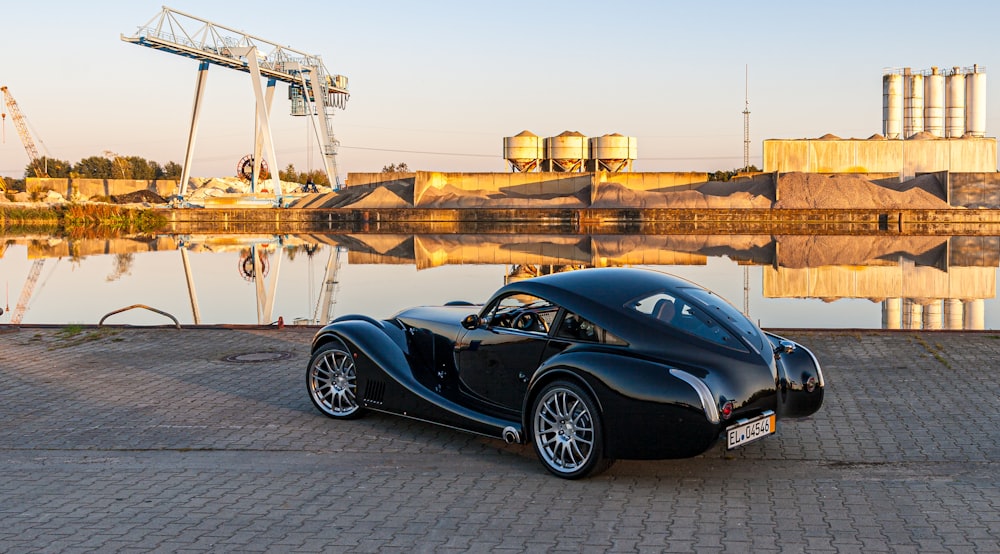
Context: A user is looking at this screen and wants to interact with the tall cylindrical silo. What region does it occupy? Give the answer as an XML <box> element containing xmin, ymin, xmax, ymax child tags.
<box><xmin>882</xmin><ymin>72</ymin><xmax>903</xmax><ymax>139</ymax></box>
<box><xmin>589</xmin><ymin>133</ymin><xmax>637</xmax><ymax>172</ymax></box>
<box><xmin>923</xmin><ymin>67</ymin><xmax>945</xmax><ymax>137</ymax></box>
<box><xmin>946</xmin><ymin>67</ymin><xmax>966</xmax><ymax>138</ymax></box>
<box><xmin>904</xmin><ymin>71</ymin><xmax>924</xmax><ymax>137</ymax></box>
<box><xmin>503</xmin><ymin>130</ymin><xmax>544</xmax><ymax>172</ymax></box>
<box><xmin>965</xmin><ymin>65</ymin><xmax>987</xmax><ymax>138</ymax></box>
<box><xmin>544</xmin><ymin>131</ymin><xmax>588</xmax><ymax>172</ymax></box>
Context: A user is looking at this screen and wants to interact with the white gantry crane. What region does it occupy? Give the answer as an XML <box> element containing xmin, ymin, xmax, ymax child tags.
<box><xmin>121</xmin><ymin>6</ymin><xmax>350</xmax><ymax>203</ymax></box>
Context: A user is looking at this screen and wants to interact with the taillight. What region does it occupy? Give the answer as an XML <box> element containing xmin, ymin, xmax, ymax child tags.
<box><xmin>720</xmin><ymin>401</ymin><xmax>735</xmax><ymax>420</ymax></box>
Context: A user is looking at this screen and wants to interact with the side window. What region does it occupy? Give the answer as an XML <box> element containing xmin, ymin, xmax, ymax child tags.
<box><xmin>485</xmin><ymin>293</ymin><xmax>555</xmax><ymax>335</ymax></box>
<box><xmin>555</xmin><ymin>311</ymin><xmax>627</xmax><ymax>345</ymax></box>
<box><xmin>629</xmin><ymin>292</ymin><xmax>746</xmax><ymax>351</ymax></box>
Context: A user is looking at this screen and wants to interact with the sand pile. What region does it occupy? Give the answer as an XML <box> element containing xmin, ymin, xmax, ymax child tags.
<box><xmin>592</xmin><ymin>175</ymin><xmax>775</xmax><ymax>209</ymax></box>
<box><xmin>418</xmin><ymin>183</ymin><xmax>589</xmax><ymax>208</ymax></box>
<box><xmin>774</xmin><ymin>173</ymin><xmax>950</xmax><ymax>209</ymax></box>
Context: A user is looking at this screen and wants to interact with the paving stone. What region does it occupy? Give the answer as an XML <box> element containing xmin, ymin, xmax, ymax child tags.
<box><xmin>0</xmin><ymin>327</ymin><xmax>998</xmax><ymax>552</ymax></box>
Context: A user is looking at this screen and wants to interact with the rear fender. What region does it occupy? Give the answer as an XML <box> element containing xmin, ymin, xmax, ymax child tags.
<box><xmin>767</xmin><ymin>333</ymin><xmax>825</xmax><ymax>419</ymax></box>
<box><xmin>526</xmin><ymin>349</ymin><xmax>720</xmax><ymax>459</ymax></box>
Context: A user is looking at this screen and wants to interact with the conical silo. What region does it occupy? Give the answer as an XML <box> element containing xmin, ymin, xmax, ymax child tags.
<box><xmin>904</xmin><ymin>70</ymin><xmax>924</xmax><ymax>137</ymax></box>
<box><xmin>544</xmin><ymin>131</ymin><xmax>589</xmax><ymax>172</ymax></box>
<box><xmin>924</xmin><ymin>67</ymin><xmax>945</xmax><ymax>137</ymax></box>
<box><xmin>965</xmin><ymin>65</ymin><xmax>987</xmax><ymax>138</ymax></box>
<box><xmin>589</xmin><ymin>133</ymin><xmax>637</xmax><ymax>172</ymax></box>
<box><xmin>503</xmin><ymin>130</ymin><xmax>544</xmax><ymax>172</ymax></box>
<box><xmin>882</xmin><ymin>72</ymin><xmax>903</xmax><ymax>139</ymax></box>
<box><xmin>946</xmin><ymin>67</ymin><xmax>966</xmax><ymax>138</ymax></box>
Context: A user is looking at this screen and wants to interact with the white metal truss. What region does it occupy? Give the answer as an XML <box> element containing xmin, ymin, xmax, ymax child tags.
<box><xmin>121</xmin><ymin>6</ymin><xmax>350</xmax><ymax>200</ymax></box>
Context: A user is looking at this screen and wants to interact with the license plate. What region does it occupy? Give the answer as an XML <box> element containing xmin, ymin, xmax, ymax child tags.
<box><xmin>726</xmin><ymin>411</ymin><xmax>776</xmax><ymax>449</ymax></box>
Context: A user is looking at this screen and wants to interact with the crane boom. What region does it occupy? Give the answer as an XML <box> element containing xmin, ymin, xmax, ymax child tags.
<box><xmin>11</xmin><ymin>259</ymin><xmax>44</xmax><ymax>324</ymax></box>
<box><xmin>0</xmin><ymin>86</ymin><xmax>48</xmax><ymax>178</ymax></box>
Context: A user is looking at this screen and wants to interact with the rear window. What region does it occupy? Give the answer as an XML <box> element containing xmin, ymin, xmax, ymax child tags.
<box><xmin>628</xmin><ymin>291</ymin><xmax>747</xmax><ymax>351</ymax></box>
<box><xmin>682</xmin><ymin>288</ymin><xmax>765</xmax><ymax>352</ymax></box>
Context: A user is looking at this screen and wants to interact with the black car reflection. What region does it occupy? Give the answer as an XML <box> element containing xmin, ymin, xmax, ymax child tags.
<box><xmin>306</xmin><ymin>267</ymin><xmax>824</xmax><ymax>478</ymax></box>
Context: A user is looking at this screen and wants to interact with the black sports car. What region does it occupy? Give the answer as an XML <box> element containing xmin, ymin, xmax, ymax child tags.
<box><xmin>306</xmin><ymin>267</ymin><xmax>824</xmax><ymax>478</ymax></box>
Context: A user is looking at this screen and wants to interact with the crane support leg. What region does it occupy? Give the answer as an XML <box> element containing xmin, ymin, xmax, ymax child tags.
<box><xmin>307</xmin><ymin>71</ymin><xmax>341</xmax><ymax>189</ymax></box>
<box><xmin>252</xmin><ymin>79</ymin><xmax>277</xmax><ymax>194</ymax></box>
<box><xmin>178</xmin><ymin>61</ymin><xmax>210</xmax><ymax>198</ymax></box>
<box><xmin>234</xmin><ymin>47</ymin><xmax>282</xmax><ymax>205</ymax></box>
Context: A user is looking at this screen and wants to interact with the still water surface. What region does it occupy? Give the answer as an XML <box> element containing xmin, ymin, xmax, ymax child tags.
<box><xmin>1</xmin><ymin>233</ymin><xmax>997</xmax><ymax>330</ymax></box>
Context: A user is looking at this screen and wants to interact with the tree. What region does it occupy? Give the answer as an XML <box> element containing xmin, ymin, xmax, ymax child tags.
<box><xmin>279</xmin><ymin>164</ymin><xmax>330</xmax><ymax>186</ymax></box>
<box><xmin>382</xmin><ymin>162</ymin><xmax>409</xmax><ymax>173</ymax></box>
<box><xmin>279</xmin><ymin>163</ymin><xmax>300</xmax><ymax>183</ymax></box>
<box><xmin>162</xmin><ymin>161</ymin><xmax>182</xmax><ymax>179</ymax></box>
<box><xmin>124</xmin><ymin>156</ymin><xmax>161</xmax><ymax>180</ymax></box>
<box><xmin>24</xmin><ymin>157</ymin><xmax>71</xmax><ymax>179</ymax></box>
<box><xmin>708</xmin><ymin>165</ymin><xmax>761</xmax><ymax>182</ymax></box>
<box><xmin>74</xmin><ymin>156</ymin><xmax>114</xmax><ymax>178</ymax></box>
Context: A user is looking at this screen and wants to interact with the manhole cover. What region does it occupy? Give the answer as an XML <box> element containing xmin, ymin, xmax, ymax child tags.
<box><xmin>221</xmin><ymin>351</ymin><xmax>294</xmax><ymax>363</ymax></box>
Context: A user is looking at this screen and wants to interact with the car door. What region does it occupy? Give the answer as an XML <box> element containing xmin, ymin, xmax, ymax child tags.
<box><xmin>455</xmin><ymin>293</ymin><xmax>555</xmax><ymax>412</ymax></box>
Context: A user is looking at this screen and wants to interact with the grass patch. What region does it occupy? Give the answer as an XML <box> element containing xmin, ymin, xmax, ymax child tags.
<box><xmin>910</xmin><ymin>334</ymin><xmax>952</xmax><ymax>369</ymax></box>
<box><xmin>1</xmin><ymin>203</ymin><xmax>166</xmax><ymax>236</ymax></box>
<box><xmin>51</xmin><ymin>325</ymin><xmax>120</xmax><ymax>348</ymax></box>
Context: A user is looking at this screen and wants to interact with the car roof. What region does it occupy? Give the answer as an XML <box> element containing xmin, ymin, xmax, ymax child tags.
<box><xmin>501</xmin><ymin>267</ymin><xmax>693</xmax><ymax>309</ymax></box>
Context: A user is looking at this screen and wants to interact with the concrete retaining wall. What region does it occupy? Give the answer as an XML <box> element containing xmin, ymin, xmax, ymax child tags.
<box><xmin>26</xmin><ymin>178</ymin><xmax>178</xmax><ymax>198</ymax></box>
<box><xmin>763</xmin><ymin>138</ymin><xmax>997</xmax><ymax>176</ymax></box>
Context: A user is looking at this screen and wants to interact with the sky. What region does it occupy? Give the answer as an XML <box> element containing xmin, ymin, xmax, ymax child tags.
<box><xmin>2</xmin><ymin>0</ymin><xmax>998</xmax><ymax>180</ymax></box>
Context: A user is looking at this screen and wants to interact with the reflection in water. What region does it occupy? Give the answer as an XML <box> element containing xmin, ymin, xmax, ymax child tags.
<box><xmin>1</xmin><ymin>233</ymin><xmax>997</xmax><ymax>329</ymax></box>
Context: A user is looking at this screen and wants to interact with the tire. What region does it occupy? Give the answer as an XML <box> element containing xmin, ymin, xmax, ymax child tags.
<box><xmin>306</xmin><ymin>338</ymin><xmax>364</xmax><ymax>419</ymax></box>
<box><xmin>530</xmin><ymin>380</ymin><xmax>613</xmax><ymax>479</ymax></box>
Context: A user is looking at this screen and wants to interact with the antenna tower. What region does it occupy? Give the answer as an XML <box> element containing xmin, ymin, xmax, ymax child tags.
<box><xmin>742</xmin><ymin>65</ymin><xmax>750</xmax><ymax>171</ymax></box>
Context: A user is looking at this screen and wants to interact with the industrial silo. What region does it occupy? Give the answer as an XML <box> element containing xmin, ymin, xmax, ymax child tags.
<box><xmin>904</xmin><ymin>69</ymin><xmax>924</xmax><ymax>137</ymax></box>
<box><xmin>544</xmin><ymin>131</ymin><xmax>589</xmax><ymax>172</ymax></box>
<box><xmin>882</xmin><ymin>72</ymin><xmax>903</xmax><ymax>139</ymax></box>
<box><xmin>503</xmin><ymin>130</ymin><xmax>544</xmax><ymax>172</ymax></box>
<box><xmin>588</xmin><ymin>133</ymin><xmax>637</xmax><ymax>172</ymax></box>
<box><xmin>923</xmin><ymin>67</ymin><xmax>945</xmax><ymax>138</ymax></box>
<box><xmin>965</xmin><ymin>64</ymin><xmax>987</xmax><ymax>138</ymax></box>
<box><xmin>946</xmin><ymin>67</ymin><xmax>966</xmax><ymax>138</ymax></box>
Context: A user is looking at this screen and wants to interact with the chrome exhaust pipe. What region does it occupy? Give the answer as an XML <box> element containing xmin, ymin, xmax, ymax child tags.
<box><xmin>502</xmin><ymin>426</ymin><xmax>521</xmax><ymax>444</ymax></box>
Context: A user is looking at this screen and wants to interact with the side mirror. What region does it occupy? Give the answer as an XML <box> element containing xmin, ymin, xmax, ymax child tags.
<box><xmin>461</xmin><ymin>314</ymin><xmax>480</xmax><ymax>330</ymax></box>
<box><xmin>773</xmin><ymin>340</ymin><xmax>796</xmax><ymax>359</ymax></box>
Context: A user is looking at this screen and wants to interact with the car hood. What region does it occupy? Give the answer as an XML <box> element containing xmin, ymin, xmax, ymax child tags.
<box><xmin>393</xmin><ymin>305</ymin><xmax>482</xmax><ymax>340</ymax></box>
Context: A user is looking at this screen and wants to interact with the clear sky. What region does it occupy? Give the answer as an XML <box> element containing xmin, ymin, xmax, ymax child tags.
<box><xmin>2</xmin><ymin>0</ymin><xmax>998</xmax><ymax>180</ymax></box>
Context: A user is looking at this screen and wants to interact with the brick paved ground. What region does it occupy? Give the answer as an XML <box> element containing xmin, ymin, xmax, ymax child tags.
<box><xmin>1</xmin><ymin>326</ymin><xmax>998</xmax><ymax>553</ymax></box>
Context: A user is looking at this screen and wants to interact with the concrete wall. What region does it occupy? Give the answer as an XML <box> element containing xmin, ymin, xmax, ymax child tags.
<box><xmin>948</xmin><ymin>172</ymin><xmax>1000</xmax><ymax>207</ymax></box>
<box><xmin>412</xmin><ymin>171</ymin><xmax>592</xmax><ymax>206</ymax></box>
<box><xmin>26</xmin><ymin>178</ymin><xmax>178</xmax><ymax>198</ymax></box>
<box><xmin>763</xmin><ymin>137</ymin><xmax>997</xmax><ymax>176</ymax></box>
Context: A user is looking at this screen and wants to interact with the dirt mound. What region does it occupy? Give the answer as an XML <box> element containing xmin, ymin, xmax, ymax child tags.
<box><xmin>774</xmin><ymin>173</ymin><xmax>950</xmax><ymax>209</ymax></box>
<box><xmin>420</xmin><ymin>183</ymin><xmax>588</xmax><ymax>208</ymax></box>
<box><xmin>591</xmin><ymin>181</ymin><xmax>772</xmax><ymax>209</ymax></box>
<box><xmin>110</xmin><ymin>190</ymin><xmax>168</xmax><ymax>204</ymax></box>
<box><xmin>344</xmin><ymin>185</ymin><xmax>412</xmax><ymax>209</ymax></box>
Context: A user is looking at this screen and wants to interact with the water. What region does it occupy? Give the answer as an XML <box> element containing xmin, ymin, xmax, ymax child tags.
<box><xmin>1</xmin><ymin>233</ymin><xmax>997</xmax><ymax>330</ymax></box>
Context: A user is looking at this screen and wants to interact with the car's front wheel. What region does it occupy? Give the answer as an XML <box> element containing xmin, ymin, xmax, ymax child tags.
<box><xmin>530</xmin><ymin>380</ymin><xmax>612</xmax><ymax>479</ymax></box>
<box><xmin>307</xmin><ymin>338</ymin><xmax>364</xmax><ymax>419</ymax></box>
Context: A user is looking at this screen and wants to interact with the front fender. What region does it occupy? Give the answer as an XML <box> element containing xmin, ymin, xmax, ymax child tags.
<box><xmin>312</xmin><ymin>318</ymin><xmax>521</xmax><ymax>439</ymax></box>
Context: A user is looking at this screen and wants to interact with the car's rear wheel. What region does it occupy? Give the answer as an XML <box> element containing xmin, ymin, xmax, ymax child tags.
<box><xmin>307</xmin><ymin>338</ymin><xmax>364</xmax><ymax>419</ymax></box>
<box><xmin>530</xmin><ymin>380</ymin><xmax>612</xmax><ymax>479</ymax></box>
